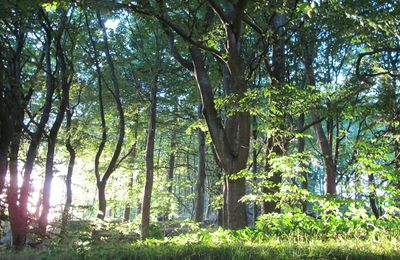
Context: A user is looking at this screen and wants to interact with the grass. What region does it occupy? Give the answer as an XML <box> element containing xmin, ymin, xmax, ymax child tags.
<box><xmin>1</xmin><ymin>233</ymin><xmax>399</xmax><ymax>259</ymax></box>
<box><xmin>1</xmin><ymin>213</ymin><xmax>400</xmax><ymax>259</ymax></box>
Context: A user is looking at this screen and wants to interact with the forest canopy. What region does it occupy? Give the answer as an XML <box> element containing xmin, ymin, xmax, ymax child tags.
<box><xmin>0</xmin><ymin>0</ymin><xmax>399</xmax><ymax>258</ymax></box>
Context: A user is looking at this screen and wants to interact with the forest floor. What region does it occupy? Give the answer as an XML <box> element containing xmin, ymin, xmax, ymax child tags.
<box><xmin>1</xmin><ymin>236</ymin><xmax>399</xmax><ymax>260</ymax></box>
<box><xmin>1</xmin><ymin>214</ymin><xmax>400</xmax><ymax>259</ymax></box>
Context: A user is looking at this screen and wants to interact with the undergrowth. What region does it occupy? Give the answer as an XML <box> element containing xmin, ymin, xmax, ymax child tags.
<box><xmin>1</xmin><ymin>213</ymin><xmax>400</xmax><ymax>259</ymax></box>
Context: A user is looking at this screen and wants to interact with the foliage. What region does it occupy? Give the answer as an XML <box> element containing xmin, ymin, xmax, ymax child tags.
<box><xmin>1</xmin><ymin>214</ymin><xmax>400</xmax><ymax>259</ymax></box>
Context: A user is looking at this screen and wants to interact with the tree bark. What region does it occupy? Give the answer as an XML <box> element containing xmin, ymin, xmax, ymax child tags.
<box><xmin>141</xmin><ymin>75</ymin><xmax>158</xmax><ymax>240</ymax></box>
<box><xmin>195</xmin><ymin>104</ymin><xmax>206</xmax><ymax>222</ymax></box>
<box><xmin>98</xmin><ymin>183</ymin><xmax>107</xmax><ymax>219</ymax></box>
<box><xmin>190</xmin><ymin>45</ymin><xmax>249</xmax><ymax>229</ymax></box>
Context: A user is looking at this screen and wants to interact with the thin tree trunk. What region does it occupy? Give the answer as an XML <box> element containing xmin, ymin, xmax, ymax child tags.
<box><xmin>298</xmin><ymin>113</ymin><xmax>308</xmax><ymax>212</ymax></box>
<box><xmin>302</xmin><ymin>38</ymin><xmax>337</xmax><ymax>196</ymax></box>
<box><xmin>261</xmin><ymin>138</ymin><xmax>282</xmax><ymax>214</ymax></box>
<box><xmin>61</xmin><ymin>108</ymin><xmax>76</xmax><ymax>235</ymax></box>
<box><xmin>124</xmin><ymin>114</ymin><xmax>139</xmax><ymax>222</ymax></box>
<box><xmin>261</xmin><ymin>11</ymin><xmax>286</xmax><ymax>214</ymax></box>
<box><xmin>368</xmin><ymin>174</ymin><xmax>380</xmax><ymax>219</ymax></box>
<box><xmin>252</xmin><ymin>116</ymin><xmax>258</xmax><ymax>223</ymax></box>
<box><xmin>84</xmin><ymin>12</ymin><xmax>109</xmax><ymax>219</ymax></box>
<box><xmin>164</xmin><ymin>131</ymin><xmax>176</xmax><ymax>221</ymax></box>
<box><xmin>124</xmin><ymin>176</ymin><xmax>133</xmax><ymax>222</ymax></box>
<box><xmin>312</xmin><ymin>115</ymin><xmax>337</xmax><ymax>195</ymax></box>
<box><xmin>195</xmin><ymin>104</ymin><xmax>206</xmax><ymax>222</ymax></box>
<box><xmin>89</xmin><ymin>10</ymin><xmax>126</xmax><ymax>219</ymax></box>
<box><xmin>141</xmin><ymin>76</ymin><xmax>158</xmax><ymax>240</ymax></box>
<box><xmin>39</xmin><ymin>12</ymin><xmax>71</xmax><ymax>234</ymax></box>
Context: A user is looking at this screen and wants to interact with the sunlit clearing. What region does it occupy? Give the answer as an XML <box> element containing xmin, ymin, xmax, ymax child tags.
<box><xmin>28</xmin><ymin>163</ymin><xmax>92</xmax><ymax>224</ymax></box>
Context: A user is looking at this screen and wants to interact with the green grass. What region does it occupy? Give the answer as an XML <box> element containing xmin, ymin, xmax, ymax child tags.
<box><xmin>2</xmin><ymin>234</ymin><xmax>399</xmax><ymax>259</ymax></box>
<box><xmin>2</xmin><ymin>214</ymin><xmax>400</xmax><ymax>259</ymax></box>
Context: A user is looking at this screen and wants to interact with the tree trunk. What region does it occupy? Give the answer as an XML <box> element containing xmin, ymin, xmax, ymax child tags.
<box><xmin>8</xmin><ymin>134</ymin><xmax>25</xmax><ymax>250</ymax></box>
<box><xmin>368</xmin><ymin>174</ymin><xmax>380</xmax><ymax>219</ymax></box>
<box><xmin>225</xmin><ymin>174</ymin><xmax>247</xmax><ymax>229</ymax></box>
<box><xmin>164</xmin><ymin>131</ymin><xmax>176</xmax><ymax>221</ymax></box>
<box><xmin>298</xmin><ymin>113</ymin><xmax>308</xmax><ymax>212</ymax></box>
<box><xmin>160</xmin><ymin>2</ymin><xmax>250</xmax><ymax>229</ymax></box>
<box><xmin>190</xmin><ymin>46</ymin><xmax>249</xmax><ymax>229</ymax></box>
<box><xmin>124</xmin><ymin>114</ymin><xmax>139</xmax><ymax>222</ymax></box>
<box><xmin>252</xmin><ymin>116</ymin><xmax>258</xmax><ymax>223</ymax></box>
<box><xmin>302</xmin><ymin>39</ymin><xmax>337</xmax><ymax>196</ymax></box>
<box><xmin>123</xmin><ymin>176</ymin><xmax>133</xmax><ymax>222</ymax></box>
<box><xmin>61</xmin><ymin>107</ymin><xmax>76</xmax><ymax>235</ymax></box>
<box><xmin>261</xmin><ymin>138</ymin><xmax>282</xmax><ymax>214</ymax></box>
<box><xmin>39</xmin><ymin>14</ymin><xmax>71</xmax><ymax>234</ymax></box>
<box><xmin>0</xmin><ymin>44</ymin><xmax>9</xmax><ymax>196</ymax></box>
<box><xmin>261</xmin><ymin>11</ymin><xmax>286</xmax><ymax>214</ymax></box>
<box><xmin>7</xmin><ymin>20</ymin><xmax>51</xmax><ymax>249</ymax></box>
<box><xmin>0</xmin><ymin>134</ymin><xmax>9</xmax><ymax>196</ymax></box>
<box><xmin>97</xmin><ymin>183</ymin><xmax>107</xmax><ymax>220</ymax></box>
<box><xmin>141</xmin><ymin>76</ymin><xmax>158</xmax><ymax>240</ymax></box>
<box><xmin>312</xmin><ymin>115</ymin><xmax>337</xmax><ymax>195</ymax></box>
<box><xmin>195</xmin><ymin>104</ymin><xmax>206</xmax><ymax>222</ymax></box>
<box><xmin>89</xmin><ymin>10</ymin><xmax>126</xmax><ymax>219</ymax></box>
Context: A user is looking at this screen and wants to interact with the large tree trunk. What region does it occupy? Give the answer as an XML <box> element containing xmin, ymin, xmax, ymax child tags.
<box><xmin>0</xmin><ymin>125</ymin><xmax>10</xmax><ymax>196</ymax></box>
<box><xmin>194</xmin><ymin>104</ymin><xmax>206</xmax><ymax>222</ymax></box>
<box><xmin>12</xmin><ymin>21</ymin><xmax>55</xmax><ymax>248</ymax></box>
<box><xmin>190</xmin><ymin>45</ymin><xmax>250</xmax><ymax>229</ymax></box>
<box><xmin>7</xmin><ymin>19</ymin><xmax>51</xmax><ymax>249</ymax></box>
<box><xmin>160</xmin><ymin>1</ymin><xmax>250</xmax><ymax>229</ymax></box>
<box><xmin>8</xmin><ymin>133</ymin><xmax>25</xmax><ymax>250</ymax></box>
<box><xmin>141</xmin><ymin>76</ymin><xmax>158</xmax><ymax>240</ymax></box>
<box><xmin>225</xmin><ymin>172</ymin><xmax>247</xmax><ymax>229</ymax></box>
